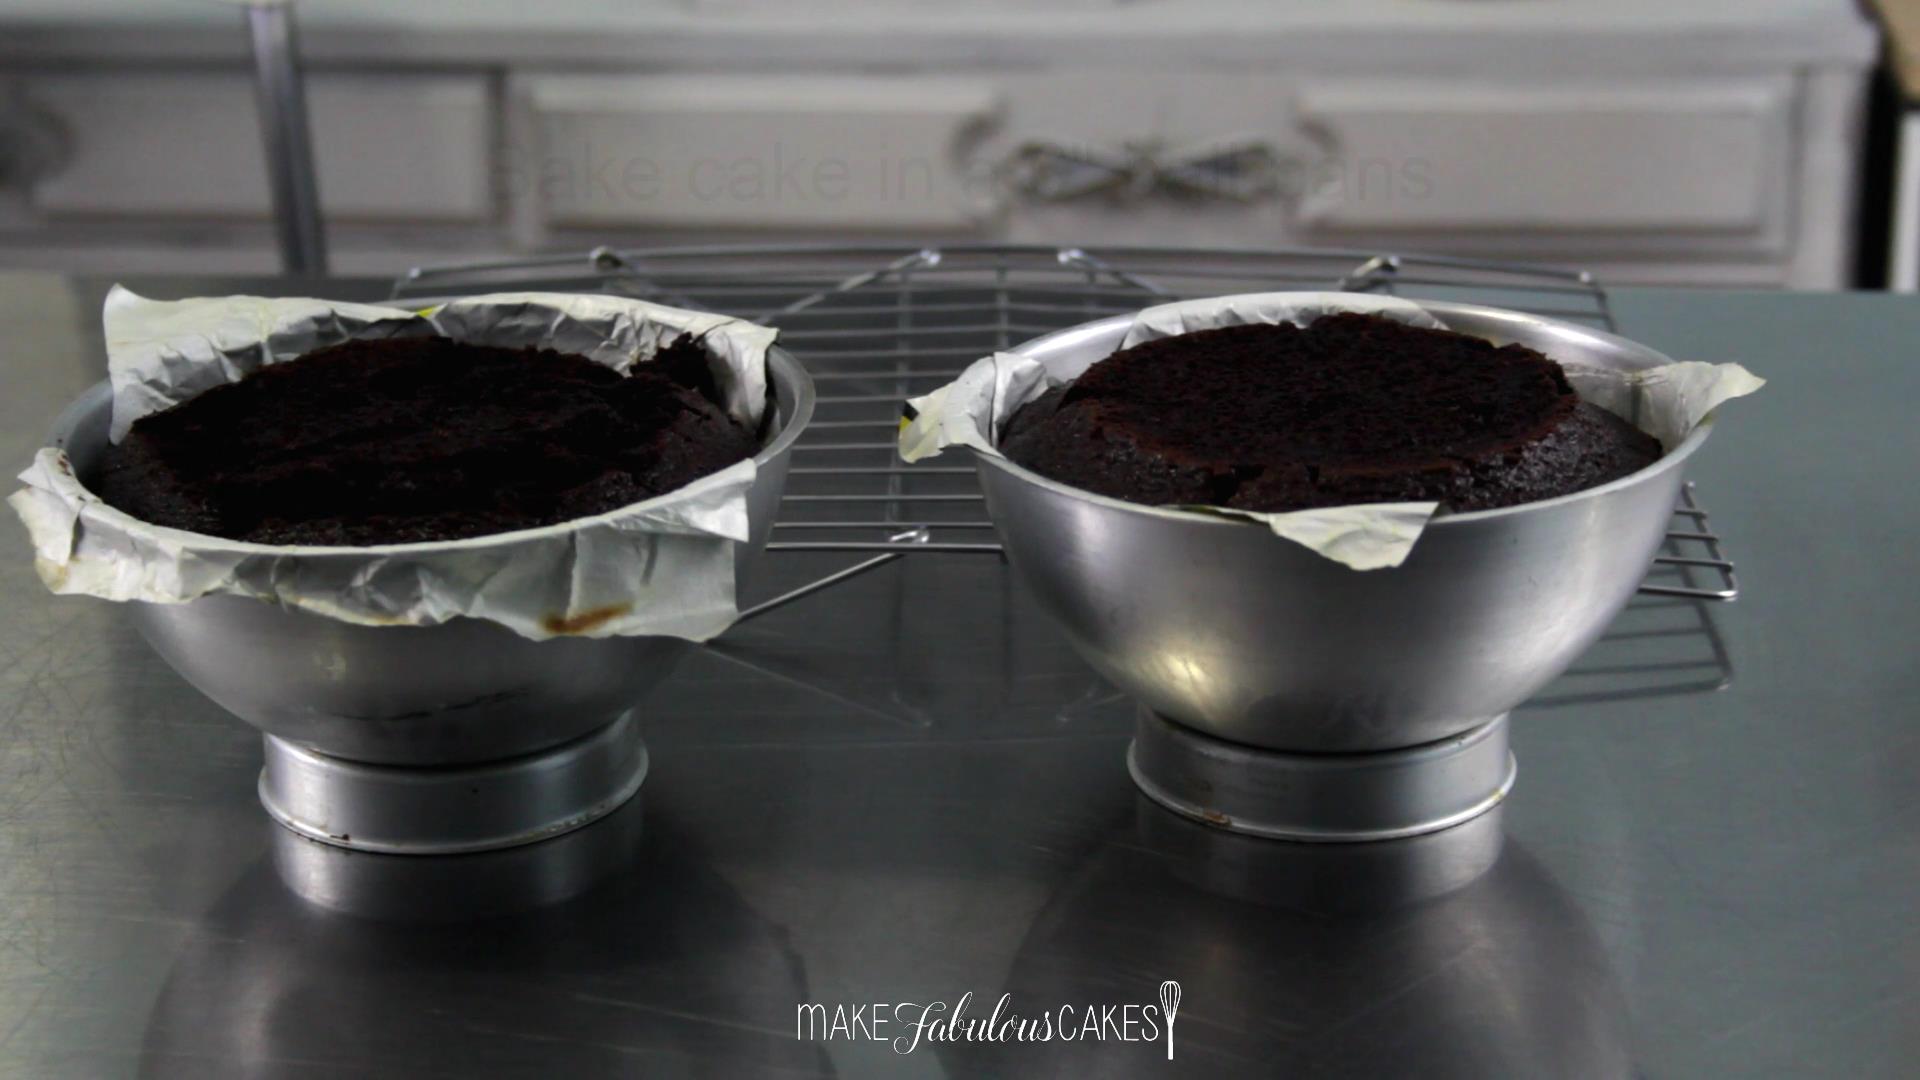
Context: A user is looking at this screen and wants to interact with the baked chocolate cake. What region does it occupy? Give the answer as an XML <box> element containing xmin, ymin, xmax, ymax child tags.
<box><xmin>97</xmin><ymin>335</ymin><xmax>758</xmax><ymax>545</ymax></box>
<box><xmin>999</xmin><ymin>313</ymin><xmax>1661</xmax><ymax>513</ymax></box>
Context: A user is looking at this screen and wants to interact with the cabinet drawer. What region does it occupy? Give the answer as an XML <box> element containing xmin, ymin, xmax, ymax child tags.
<box><xmin>1294</xmin><ymin>79</ymin><xmax>1792</xmax><ymax>237</ymax></box>
<box><xmin>519</xmin><ymin>76</ymin><xmax>999</xmax><ymax>230</ymax></box>
<box><xmin>26</xmin><ymin>73</ymin><xmax>492</xmax><ymax>222</ymax></box>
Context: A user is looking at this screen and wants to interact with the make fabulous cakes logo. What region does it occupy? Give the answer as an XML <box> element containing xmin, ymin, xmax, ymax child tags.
<box><xmin>795</xmin><ymin>981</ymin><xmax>1183</xmax><ymax>1059</ymax></box>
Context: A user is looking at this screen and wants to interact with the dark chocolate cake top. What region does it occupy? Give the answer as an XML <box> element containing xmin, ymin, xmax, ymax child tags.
<box><xmin>997</xmin><ymin>312</ymin><xmax>1663</xmax><ymax>514</ymax></box>
<box><xmin>96</xmin><ymin>335</ymin><xmax>759</xmax><ymax>545</ymax></box>
<box><xmin>1059</xmin><ymin>314</ymin><xmax>1576</xmax><ymax>467</ymax></box>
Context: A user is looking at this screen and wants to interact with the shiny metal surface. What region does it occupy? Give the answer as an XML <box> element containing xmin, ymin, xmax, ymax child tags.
<box><xmin>258</xmin><ymin>712</ymin><xmax>648</xmax><ymax>854</ymax></box>
<box><xmin>978</xmin><ymin>801</ymin><xmax>1633</xmax><ymax>1078</ymax></box>
<box><xmin>1129</xmin><ymin>710</ymin><xmax>1515</xmax><ymax>841</ymax></box>
<box><xmin>46</xmin><ymin>346</ymin><xmax>814</xmax><ymax>767</ymax></box>
<box><xmin>2</xmin><ymin>275</ymin><xmax>1916</xmax><ymax>1078</ymax></box>
<box><xmin>978</xmin><ymin>300</ymin><xmax>1703</xmax><ymax>751</ymax></box>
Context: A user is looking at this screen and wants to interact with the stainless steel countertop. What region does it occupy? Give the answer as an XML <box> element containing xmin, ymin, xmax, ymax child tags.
<box><xmin>1</xmin><ymin>272</ymin><xmax>1915</xmax><ymax>1078</ymax></box>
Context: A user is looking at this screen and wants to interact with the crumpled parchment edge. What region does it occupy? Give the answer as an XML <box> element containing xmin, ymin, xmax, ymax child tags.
<box><xmin>9</xmin><ymin>287</ymin><xmax>784</xmax><ymax>641</ymax></box>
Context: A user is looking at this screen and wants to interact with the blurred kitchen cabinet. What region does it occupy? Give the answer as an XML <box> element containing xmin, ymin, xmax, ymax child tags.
<box><xmin>515</xmin><ymin>76</ymin><xmax>999</xmax><ymax>232</ymax></box>
<box><xmin>24</xmin><ymin>73</ymin><xmax>491</xmax><ymax>222</ymax></box>
<box><xmin>1291</xmin><ymin>81</ymin><xmax>1792</xmax><ymax>241</ymax></box>
<box><xmin>926</xmin><ymin>71</ymin><xmax>1832</xmax><ymax>285</ymax></box>
<box><xmin>0</xmin><ymin>0</ymin><xmax>1877</xmax><ymax>284</ymax></box>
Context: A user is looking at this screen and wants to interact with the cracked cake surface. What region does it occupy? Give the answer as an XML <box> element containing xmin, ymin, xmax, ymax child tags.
<box><xmin>96</xmin><ymin>335</ymin><xmax>759</xmax><ymax>545</ymax></box>
<box><xmin>998</xmin><ymin>313</ymin><xmax>1662</xmax><ymax>514</ymax></box>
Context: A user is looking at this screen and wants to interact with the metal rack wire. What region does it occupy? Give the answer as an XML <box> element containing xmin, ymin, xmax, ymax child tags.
<box><xmin>393</xmin><ymin>245</ymin><xmax>1740</xmax><ymax>616</ymax></box>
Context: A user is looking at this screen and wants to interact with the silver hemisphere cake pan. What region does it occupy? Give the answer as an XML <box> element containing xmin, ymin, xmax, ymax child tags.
<box><xmin>43</xmin><ymin>343</ymin><xmax>814</xmax><ymax>852</ymax></box>
<box><xmin>973</xmin><ymin>300</ymin><xmax>1711</xmax><ymax>755</ymax></box>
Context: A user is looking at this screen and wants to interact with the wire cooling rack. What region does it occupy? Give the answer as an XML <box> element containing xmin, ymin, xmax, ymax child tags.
<box><xmin>392</xmin><ymin>245</ymin><xmax>1741</xmax><ymax>617</ymax></box>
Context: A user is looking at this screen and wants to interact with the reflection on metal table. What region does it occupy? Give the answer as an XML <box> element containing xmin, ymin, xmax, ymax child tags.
<box><xmin>0</xmin><ymin>253</ymin><xmax>1914</xmax><ymax>1078</ymax></box>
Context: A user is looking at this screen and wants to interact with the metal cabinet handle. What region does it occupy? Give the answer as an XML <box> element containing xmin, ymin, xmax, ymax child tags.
<box><xmin>0</xmin><ymin>85</ymin><xmax>71</xmax><ymax>190</ymax></box>
<box><xmin>997</xmin><ymin>138</ymin><xmax>1298</xmax><ymax>205</ymax></box>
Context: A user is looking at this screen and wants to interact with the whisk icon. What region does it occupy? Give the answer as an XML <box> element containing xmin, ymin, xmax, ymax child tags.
<box><xmin>1159</xmin><ymin>980</ymin><xmax>1181</xmax><ymax>1060</ymax></box>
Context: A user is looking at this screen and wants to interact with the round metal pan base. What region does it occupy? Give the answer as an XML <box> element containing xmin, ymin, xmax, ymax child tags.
<box><xmin>1128</xmin><ymin>710</ymin><xmax>1515</xmax><ymax>843</ymax></box>
<box><xmin>259</xmin><ymin>712</ymin><xmax>648</xmax><ymax>855</ymax></box>
<box><xmin>270</xmin><ymin>797</ymin><xmax>647</xmax><ymax>920</ymax></box>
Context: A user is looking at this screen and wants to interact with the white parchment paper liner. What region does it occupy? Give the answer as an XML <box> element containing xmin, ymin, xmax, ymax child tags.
<box><xmin>901</xmin><ymin>291</ymin><xmax>1764</xmax><ymax>570</ymax></box>
<box><xmin>9</xmin><ymin>287</ymin><xmax>783</xmax><ymax>641</ymax></box>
